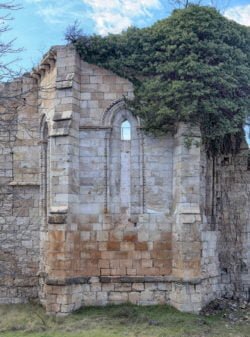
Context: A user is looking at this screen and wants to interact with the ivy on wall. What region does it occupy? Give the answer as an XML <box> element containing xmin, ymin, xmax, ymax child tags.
<box><xmin>67</xmin><ymin>5</ymin><xmax>250</xmax><ymax>156</ymax></box>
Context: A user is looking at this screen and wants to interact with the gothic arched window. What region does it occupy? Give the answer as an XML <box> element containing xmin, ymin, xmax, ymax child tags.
<box><xmin>102</xmin><ymin>102</ymin><xmax>142</xmax><ymax>218</ymax></box>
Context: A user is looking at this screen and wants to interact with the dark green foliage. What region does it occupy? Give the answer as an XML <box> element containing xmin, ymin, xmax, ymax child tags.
<box><xmin>68</xmin><ymin>5</ymin><xmax>250</xmax><ymax>155</ymax></box>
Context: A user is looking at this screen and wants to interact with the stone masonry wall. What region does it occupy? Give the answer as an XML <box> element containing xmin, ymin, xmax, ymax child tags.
<box><xmin>43</xmin><ymin>54</ymin><xmax>174</xmax><ymax>288</ymax></box>
<box><xmin>77</xmin><ymin>131</ymin><xmax>173</xmax><ymax>278</ymax></box>
<box><xmin>199</xmin><ymin>144</ymin><xmax>250</xmax><ymax>305</ymax></box>
<box><xmin>0</xmin><ymin>75</ymin><xmax>41</xmax><ymax>303</ymax></box>
<box><xmin>44</xmin><ymin>277</ymin><xmax>173</xmax><ymax>315</ymax></box>
<box><xmin>76</xmin><ymin>61</ymin><xmax>173</xmax><ymax>279</ymax></box>
<box><xmin>215</xmin><ymin>147</ymin><xmax>250</xmax><ymax>300</ymax></box>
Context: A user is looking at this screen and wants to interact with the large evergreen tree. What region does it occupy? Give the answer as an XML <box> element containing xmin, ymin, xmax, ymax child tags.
<box><xmin>67</xmin><ymin>5</ymin><xmax>250</xmax><ymax>155</ymax></box>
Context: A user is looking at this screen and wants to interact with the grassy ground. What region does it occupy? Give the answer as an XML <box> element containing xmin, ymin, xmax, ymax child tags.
<box><xmin>0</xmin><ymin>303</ymin><xmax>249</xmax><ymax>337</ymax></box>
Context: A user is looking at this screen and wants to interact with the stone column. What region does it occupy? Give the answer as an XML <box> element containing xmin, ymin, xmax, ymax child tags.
<box><xmin>170</xmin><ymin>123</ymin><xmax>203</xmax><ymax>312</ymax></box>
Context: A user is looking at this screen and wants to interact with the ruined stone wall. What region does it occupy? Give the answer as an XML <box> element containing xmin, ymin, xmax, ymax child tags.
<box><xmin>215</xmin><ymin>148</ymin><xmax>250</xmax><ymax>301</ymax></box>
<box><xmin>1</xmin><ymin>45</ymin><xmax>249</xmax><ymax>315</ymax></box>
<box><xmin>43</xmin><ymin>52</ymin><xmax>176</xmax><ymax>314</ymax></box>
<box><xmin>0</xmin><ymin>47</ymin><xmax>59</xmax><ymax>304</ymax></box>
<box><xmin>199</xmin><ymin>144</ymin><xmax>250</xmax><ymax>305</ymax></box>
<box><xmin>37</xmin><ymin>49</ymin><xmax>224</xmax><ymax>314</ymax></box>
<box><xmin>0</xmin><ymin>76</ymin><xmax>41</xmax><ymax>303</ymax></box>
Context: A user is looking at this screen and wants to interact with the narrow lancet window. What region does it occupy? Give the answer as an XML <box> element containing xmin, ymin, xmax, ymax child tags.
<box><xmin>121</xmin><ymin>120</ymin><xmax>131</xmax><ymax>140</ymax></box>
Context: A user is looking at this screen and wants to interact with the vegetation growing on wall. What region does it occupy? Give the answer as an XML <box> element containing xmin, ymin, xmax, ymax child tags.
<box><xmin>66</xmin><ymin>5</ymin><xmax>250</xmax><ymax>156</ymax></box>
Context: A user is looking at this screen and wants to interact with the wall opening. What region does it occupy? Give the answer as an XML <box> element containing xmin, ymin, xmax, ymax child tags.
<box><xmin>120</xmin><ymin>120</ymin><xmax>131</xmax><ymax>214</ymax></box>
<box><xmin>121</xmin><ymin>120</ymin><xmax>131</xmax><ymax>140</ymax></box>
<box><xmin>106</xmin><ymin>107</ymin><xmax>141</xmax><ymax>217</ymax></box>
<box><xmin>244</xmin><ymin>117</ymin><xmax>250</xmax><ymax>148</ymax></box>
<box><xmin>41</xmin><ymin>120</ymin><xmax>50</xmax><ymax>226</ymax></box>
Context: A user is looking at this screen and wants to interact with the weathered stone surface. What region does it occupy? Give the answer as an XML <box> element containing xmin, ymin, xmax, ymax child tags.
<box><xmin>0</xmin><ymin>44</ymin><xmax>249</xmax><ymax>316</ymax></box>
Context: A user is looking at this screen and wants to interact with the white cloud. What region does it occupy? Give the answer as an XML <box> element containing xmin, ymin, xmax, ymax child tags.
<box><xmin>83</xmin><ymin>0</ymin><xmax>162</xmax><ymax>35</ymax></box>
<box><xmin>37</xmin><ymin>3</ymin><xmax>78</xmax><ymax>24</ymax></box>
<box><xmin>24</xmin><ymin>0</ymin><xmax>162</xmax><ymax>31</ymax></box>
<box><xmin>24</xmin><ymin>0</ymin><xmax>82</xmax><ymax>25</ymax></box>
<box><xmin>224</xmin><ymin>4</ymin><xmax>250</xmax><ymax>26</ymax></box>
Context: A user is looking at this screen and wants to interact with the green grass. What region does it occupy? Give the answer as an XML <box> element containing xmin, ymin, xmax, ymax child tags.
<box><xmin>0</xmin><ymin>303</ymin><xmax>249</xmax><ymax>337</ymax></box>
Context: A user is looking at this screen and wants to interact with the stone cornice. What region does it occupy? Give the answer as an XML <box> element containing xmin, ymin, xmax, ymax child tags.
<box><xmin>30</xmin><ymin>47</ymin><xmax>57</xmax><ymax>82</ymax></box>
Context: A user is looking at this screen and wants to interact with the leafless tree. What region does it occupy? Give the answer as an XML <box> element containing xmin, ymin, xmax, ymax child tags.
<box><xmin>65</xmin><ymin>20</ymin><xmax>83</xmax><ymax>44</ymax></box>
<box><xmin>0</xmin><ymin>1</ymin><xmax>39</xmax><ymax>227</ymax></box>
<box><xmin>168</xmin><ymin>0</ymin><xmax>195</xmax><ymax>8</ymax></box>
<box><xmin>0</xmin><ymin>1</ymin><xmax>24</xmax><ymax>150</ymax></box>
<box><xmin>0</xmin><ymin>1</ymin><xmax>23</xmax><ymax>82</ymax></box>
<box><xmin>168</xmin><ymin>0</ymin><xmax>231</xmax><ymax>12</ymax></box>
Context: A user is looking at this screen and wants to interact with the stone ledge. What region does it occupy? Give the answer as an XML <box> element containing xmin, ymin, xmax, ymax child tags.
<box><xmin>46</xmin><ymin>277</ymin><xmax>90</xmax><ymax>286</ymax></box>
<box><xmin>100</xmin><ymin>276</ymin><xmax>170</xmax><ymax>283</ymax></box>
<box><xmin>79</xmin><ymin>126</ymin><xmax>112</xmax><ymax>130</ymax></box>
<box><xmin>53</xmin><ymin>111</ymin><xmax>72</xmax><ymax>121</ymax></box>
<box><xmin>56</xmin><ymin>80</ymin><xmax>73</xmax><ymax>89</ymax></box>
<box><xmin>100</xmin><ymin>276</ymin><xmax>204</xmax><ymax>284</ymax></box>
<box><xmin>79</xmin><ymin>125</ymin><xmax>145</xmax><ymax>131</ymax></box>
<box><xmin>56</xmin><ymin>73</ymin><xmax>74</xmax><ymax>89</ymax></box>
<box><xmin>44</xmin><ymin>275</ymin><xmax>216</xmax><ymax>286</ymax></box>
<box><xmin>8</xmin><ymin>181</ymin><xmax>40</xmax><ymax>186</ymax></box>
<box><xmin>50</xmin><ymin>206</ymin><xmax>68</xmax><ymax>214</ymax></box>
<box><xmin>51</xmin><ymin>119</ymin><xmax>72</xmax><ymax>136</ymax></box>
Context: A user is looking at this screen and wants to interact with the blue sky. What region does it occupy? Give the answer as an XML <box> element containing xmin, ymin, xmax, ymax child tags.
<box><xmin>3</xmin><ymin>0</ymin><xmax>250</xmax><ymax>71</ymax></box>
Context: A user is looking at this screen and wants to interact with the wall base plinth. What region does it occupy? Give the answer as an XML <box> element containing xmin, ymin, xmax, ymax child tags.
<box><xmin>41</xmin><ymin>275</ymin><xmax>228</xmax><ymax>315</ymax></box>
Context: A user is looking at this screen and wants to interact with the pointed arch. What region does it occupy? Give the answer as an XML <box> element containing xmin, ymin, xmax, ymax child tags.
<box><xmin>102</xmin><ymin>98</ymin><xmax>140</xmax><ymax>127</ymax></box>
